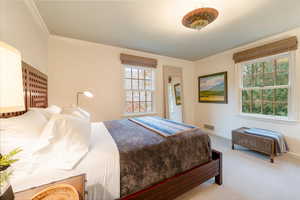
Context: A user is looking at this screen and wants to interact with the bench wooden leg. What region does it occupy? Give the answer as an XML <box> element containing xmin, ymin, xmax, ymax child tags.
<box><xmin>232</xmin><ymin>143</ymin><xmax>234</xmax><ymax>150</ymax></box>
<box><xmin>270</xmin><ymin>155</ymin><xmax>274</xmax><ymax>163</ymax></box>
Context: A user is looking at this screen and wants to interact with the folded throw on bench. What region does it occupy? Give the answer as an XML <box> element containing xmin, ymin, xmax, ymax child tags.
<box><xmin>244</xmin><ymin>128</ymin><xmax>289</xmax><ymax>155</ymax></box>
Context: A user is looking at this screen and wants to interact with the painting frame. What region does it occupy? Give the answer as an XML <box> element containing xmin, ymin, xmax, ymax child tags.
<box><xmin>198</xmin><ymin>71</ymin><xmax>228</xmax><ymax>104</ymax></box>
<box><xmin>174</xmin><ymin>83</ymin><xmax>182</xmax><ymax>105</ymax></box>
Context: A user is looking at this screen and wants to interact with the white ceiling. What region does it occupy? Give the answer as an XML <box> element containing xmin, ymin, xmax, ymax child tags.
<box><xmin>34</xmin><ymin>0</ymin><xmax>300</xmax><ymax>61</ymax></box>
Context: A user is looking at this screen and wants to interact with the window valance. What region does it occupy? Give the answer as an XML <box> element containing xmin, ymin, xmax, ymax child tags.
<box><xmin>233</xmin><ymin>36</ymin><xmax>297</xmax><ymax>63</ymax></box>
<box><xmin>120</xmin><ymin>53</ymin><xmax>157</xmax><ymax>68</ymax></box>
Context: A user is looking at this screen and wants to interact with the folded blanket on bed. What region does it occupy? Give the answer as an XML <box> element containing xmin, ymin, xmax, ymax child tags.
<box><xmin>244</xmin><ymin>128</ymin><xmax>289</xmax><ymax>155</ymax></box>
<box><xmin>129</xmin><ymin>116</ymin><xmax>197</xmax><ymax>137</ymax></box>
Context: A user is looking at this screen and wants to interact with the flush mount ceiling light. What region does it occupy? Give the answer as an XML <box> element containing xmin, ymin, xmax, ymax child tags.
<box><xmin>182</xmin><ymin>7</ymin><xmax>218</xmax><ymax>30</ymax></box>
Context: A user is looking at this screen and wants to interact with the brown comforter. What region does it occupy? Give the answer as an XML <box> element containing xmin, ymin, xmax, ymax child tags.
<box><xmin>103</xmin><ymin>119</ymin><xmax>212</xmax><ymax>197</ymax></box>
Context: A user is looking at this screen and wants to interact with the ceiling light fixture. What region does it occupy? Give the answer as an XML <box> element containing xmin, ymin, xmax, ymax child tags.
<box><xmin>182</xmin><ymin>7</ymin><xmax>218</xmax><ymax>30</ymax></box>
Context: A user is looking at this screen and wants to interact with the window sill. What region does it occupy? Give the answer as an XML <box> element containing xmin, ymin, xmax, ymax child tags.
<box><xmin>238</xmin><ymin>113</ymin><xmax>299</xmax><ymax>124</ymax></box>
<box><xmin>122</xmin><ymin>112</ymin><xmax>158</xmax><ymax>118</ymax></box>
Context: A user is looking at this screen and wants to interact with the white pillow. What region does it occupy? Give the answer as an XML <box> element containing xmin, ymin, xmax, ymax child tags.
<box><xmin>0</xmin><ymin>110</ymin><xmax>48</xmax><ymax>138</ymax></box>
<box><xmin>30</xmin><ymin>105</ymin><xmax>62</xmax><ymax>120</ymax></box>
<box><xmin>62</xmin><ymin>107</ymin><xmax>90</xmax><ymax>121</ymax></box>
<box><xmin>46</xmin><ymin>105</ymin><xmax>62</xmax><ymax>114</ymax></box>
<box><xmin>33</xmin><ymin>114</ymin><xmax>91</xmax><ymax>170</ymax></box>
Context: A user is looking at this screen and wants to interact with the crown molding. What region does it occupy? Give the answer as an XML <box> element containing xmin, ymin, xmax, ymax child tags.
<box><xmin>24</xmin><ymin>0</ymin><xmax>49</xmax><ymax>35</ymax></box>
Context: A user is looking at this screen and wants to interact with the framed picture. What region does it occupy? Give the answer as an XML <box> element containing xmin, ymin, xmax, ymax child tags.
<box><xmin>198</xmin><ymin>71</ymin><xmax>228</xmax><ymax>103</ymax></box>
<box><xmin>174</xmin><ymin>83</ymin><xmax>181</xmax><ymax>105</ymax></box>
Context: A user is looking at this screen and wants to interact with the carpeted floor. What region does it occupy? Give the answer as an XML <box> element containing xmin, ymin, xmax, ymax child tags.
<box><xmin>176</xmin><ymin>135</ymin><xmax>300</xmax><ymax>200</ymax></box>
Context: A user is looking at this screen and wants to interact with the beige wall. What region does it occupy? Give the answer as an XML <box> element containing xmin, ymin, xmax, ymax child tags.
<box><xmin>0</xmin><ymin>0</ymin><xmax>48</xmax><ymax>73</ymax></box>
<box><xmin>195</xmin><ymin>27</ymin><xmax>300</xmax><ymax>157</ymax></box>
<box><xmin>48</xmin><ymin>35</ymin><xmax>196</xmax><ymax>124</ymax></box>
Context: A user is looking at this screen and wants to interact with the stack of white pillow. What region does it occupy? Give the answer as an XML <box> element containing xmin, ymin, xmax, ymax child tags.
<box><xmin>0</xmin><ymin>105</ymin><xmax>91</xmax><ymax>171</ymax></box>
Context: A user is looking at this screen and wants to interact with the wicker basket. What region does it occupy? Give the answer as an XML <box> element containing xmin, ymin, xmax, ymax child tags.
<box><xmin>32</xmin><ymin>184</ymin><xmax>79</xmax><ymax>200</ymax></box>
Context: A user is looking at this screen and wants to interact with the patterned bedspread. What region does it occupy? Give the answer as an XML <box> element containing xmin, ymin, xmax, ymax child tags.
<box><xmin>103</xmin><ymin>119</ymin><xmax>212</xmax><ymax>197</ymax></box>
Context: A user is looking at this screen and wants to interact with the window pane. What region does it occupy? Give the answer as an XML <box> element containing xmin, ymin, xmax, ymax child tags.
<box><xmin>133</xmin><ymin>91</ymin><xmax>139</xmax><ymax>101</ymax></box>
<box><xmin>251</xmin><ymin>101</ymin><xmax>262</xmax><ymax>114</ymax></box>
<box><xmin>145</xmin><ymin>80</ymin><xmax>152</xmax><ymax>90</ymax></box>
<box><xmin>262</xmin><ymin>89</ymin><xmax>274</xmax><ymax>101</ymax></box>
<box><xmin>243</xmin><ymin>76</ymin><xmax>252</xmax><ymax>88</ymax></box>
<box><xmin>132</xmin><ymin>68</ymin><xmax>138</xmax><ymax>79</ymax></box>
<box><xmin>275</xmin><ymin>103</ymin><xmax>288</xmax><ymax>116</ymax></box>
<box><xmin>276</xmin><ymin>57</ymin><xmax>289</xmax><ymax>72</ymax></box>
<box><xmin>140</xmin><ymin>102</ymin><xmax>146</xmax><ymax>112</ymax></box>
<box><xmin>139</xmin><ymin>80</ymin><xmax>145</xmax><ymax>90</ymax></box>
<box><xmin>263</xmin><ymin>73</ymin><xmax>274</xmax><ymax>86</ymax></box>
<box><xmin>126</xmin><ymin>91</ymin><xmax>132</xmax><ymax>101</ymax></box>
<box><xmin>125</xmin><ymin>68</ymin><xmax>131</xmax><ymax>78</ymax></box>
<box><xmin>145</xmin><ymin>69</ymin><xmax>152</xmax><ymax>79</ymax></box>
<box><xmin>242</xmin><ymin>102</ymin><xmax>250</xmax><ymax>113</ymax></box>
<box><xmin>252</xmin><ymin>89</ymin><xmax>261</xmax><ymax>100</ymax></box>
<box><xmin>146</xmin><ymin>102</ymin><xmax>152</xmax><ymax>112</ymax></box>
<box><xmin>240</xmin><ymin>55</ymin><xmax>290</xmax><ymax>118</ymax></box>
<box><xmin>132</xmin><ymin>79</ymin><xmax>138</xmax><ymax>90</ymax></box>
<box><xmin>264</xmin><ymin>61</ymin><xmax>274</xmax><ymax>73</ymax></box>
<box><xmin>140</xmin><ymin>91</ymin><xmax>146</xmax><ymax>101</ymax></box>
<box><xmin>262</xmin><ymin>103</ymin><xmax>273</xmax><ymax>115</ymax></box>
<box><xmin>275</xmin><ymin>88</ymin><xmax>288</xmax><ymax>102</ymax></box>
<box><xmin>125</xmin><ymin>102</ymin><xmax>133</xmax><ymax>113</ymax></box>
<box><xmin>125</xmin><ymin>79</ymin><xmax>131</xmax><ymax>89</ymax></box>
<box><xmin>133</xmin><ymin>102</ymin><xmax>140</xmax><ymax>112</ymax></box>
<box><xmin>253</xmin><ymin>63</ymin><xmax>263</xmax><ymax>74</ymax></box>
<box><xmin>276</xmin><ymin>71</ymin><xmax>288</xmax><ymax>85</ymax></box>
<box><xmin>139</xmin><ymin>69</ymin><xmax>145</xmax><ymax>79</ymax></box>
<box><xmin>254</xmin><ymin>74</ymin><xmax>263</xmax><ymax>87</ymax></box>
<box><xmin>243</xmin><ymin>64</ymin><xmax>253</xmax><ymax>76</ymax></box>
<box><xmin>242</xmin><ymin>90</ymin><xmax>251</xmax><ymax>101</ymax></box>
<box><xmin>146</xmin><ymin>91</ymin><xmax>152</xmax><ymax>101</ymax></box>
<box><xmin>124</xmin><ymin>66</ymin><xmax>154</xmax><ymax>114</ymax></box>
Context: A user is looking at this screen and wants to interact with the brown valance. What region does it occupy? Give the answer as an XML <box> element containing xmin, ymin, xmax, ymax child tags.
<box><xmin>233</xmin><ymin>36</ymin><xmax>298</xmax><ymax>63</ymax></box>
<box><xmin>120</xmin><ymin>53</ymin><xmax>157</xmax><ymax>68</ymax></box>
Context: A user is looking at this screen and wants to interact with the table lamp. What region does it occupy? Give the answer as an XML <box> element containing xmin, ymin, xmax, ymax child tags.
<box><xmin>0</xmin><ymin>41</ymin><xmax>24</xmax><ymax>200</ymax></box>
<box><xmin>0</xmin><ymin>41</ymin><xmax>25</xmax><ymax>114</ymax></box>
<box><xmin>76</xmin><ymin>91</ymin><xmax>93</xmax><ymax>106</ymax></box>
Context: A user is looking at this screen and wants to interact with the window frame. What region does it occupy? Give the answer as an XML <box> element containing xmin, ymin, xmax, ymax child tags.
<box><xmin>123</xmin><ymin>64</ymin><xmax>156</xmax><ymax>116</ymax></box>
<box><xmin>236</xmin><ymin>51</ymin><xmax>298</xmax><ymax>121</ymax></box>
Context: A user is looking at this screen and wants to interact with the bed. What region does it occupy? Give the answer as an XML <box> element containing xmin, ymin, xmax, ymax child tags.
<box><xmin>0</xmin><ymin>62</ymin><xmax>222</xmax><ymax>200</ymax></box>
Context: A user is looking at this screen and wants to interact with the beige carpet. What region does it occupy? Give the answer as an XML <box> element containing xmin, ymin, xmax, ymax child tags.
<box><xmin>176</xmin><ymin>135</ymin><xmax>300</xmax><ymax>200</ymax></box>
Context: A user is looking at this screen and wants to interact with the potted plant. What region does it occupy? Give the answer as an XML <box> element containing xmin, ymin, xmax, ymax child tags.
<box><xmin>0</xmin><ymin>148</ymin><xmax>22</xmax><ymax>200</ymax></box>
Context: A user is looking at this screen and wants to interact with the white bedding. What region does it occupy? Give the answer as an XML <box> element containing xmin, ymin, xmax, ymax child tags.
<box><xmin>10</xmin><ymin>122</ymin><xmax>120</xmax><ymax>200</ymax></box>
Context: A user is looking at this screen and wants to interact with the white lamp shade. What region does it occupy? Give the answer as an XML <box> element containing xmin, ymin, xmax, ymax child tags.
<box><xmin>0</xmin><ymin>41</ymin><xmax>25</xmax><ymax>113</ymax></box>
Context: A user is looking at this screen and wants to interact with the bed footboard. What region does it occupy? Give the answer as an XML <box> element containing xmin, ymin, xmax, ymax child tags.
<box><xmin>119</xmin><ymin>149</ymin><xmax>223</xmax><ymax>200</ymax></box>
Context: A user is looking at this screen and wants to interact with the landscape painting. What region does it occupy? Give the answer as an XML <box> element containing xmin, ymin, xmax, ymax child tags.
<box><xmin>198</xmin><ymin>72</ymin><xmax>228</xmax><ymax>103</ymax></box>
<box><xmin>174</xmin><ymin>83</ymin><xmax>181</xmax><ymax>105</ymax></box>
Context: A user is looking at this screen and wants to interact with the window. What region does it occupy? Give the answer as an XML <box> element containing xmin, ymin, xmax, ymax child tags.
<box><xmin>239</xmin><ymin>52</ymin><xmax>296</xmax><ymax>120</ymax></box>
<box><xmin>124</xmin><ymin>65</ymin><xmax>155</xmax><ymax>114</ymax></box>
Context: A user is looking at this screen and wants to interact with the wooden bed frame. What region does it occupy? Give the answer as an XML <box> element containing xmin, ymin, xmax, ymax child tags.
<box><xmin>0</xmin><ymin>62</ymin><xmax>223</xmax><ymax>200</ymax></box>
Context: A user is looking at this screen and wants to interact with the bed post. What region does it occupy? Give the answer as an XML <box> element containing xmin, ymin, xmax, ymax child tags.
<box><xmin>212</xmin><ymin>149</ymin><xmax>223</xmax><ymax>185</ymax></box>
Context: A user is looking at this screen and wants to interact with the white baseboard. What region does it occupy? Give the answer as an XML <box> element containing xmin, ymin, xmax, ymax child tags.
<box><xmin>287</xmin><ymin>152</ymin><xmax>300</xmax><ymax>160</ymax></box>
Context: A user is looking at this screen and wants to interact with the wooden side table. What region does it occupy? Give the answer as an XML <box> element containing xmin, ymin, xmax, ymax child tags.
<box><xmin>14</xmin><ymin>174</ymin><xmax>86</xmax><ymax>200</ymax></box>
<box><xmin>232</xmin><ymin>127</ymin><xmax>276</xmax><ymax>163</ymax></box>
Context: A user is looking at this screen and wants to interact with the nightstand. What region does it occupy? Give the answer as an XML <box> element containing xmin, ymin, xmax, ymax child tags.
<box><xmin>14</xmin><ymin>174</ymin><xmax>86</xmax><ymax>200</ymax></box>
